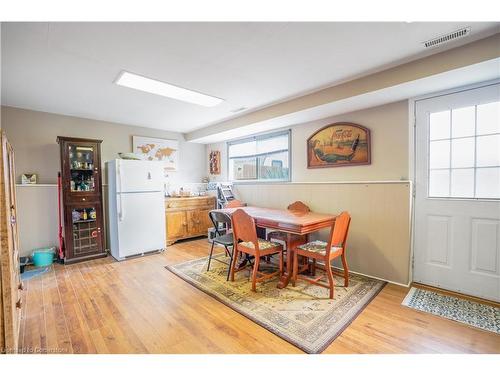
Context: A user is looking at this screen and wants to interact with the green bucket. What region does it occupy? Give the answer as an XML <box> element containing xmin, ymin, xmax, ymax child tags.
<box><xmin>32</xmin><ymin>247</ymin><xmax>55</xmax><ymax>267</ymax></box>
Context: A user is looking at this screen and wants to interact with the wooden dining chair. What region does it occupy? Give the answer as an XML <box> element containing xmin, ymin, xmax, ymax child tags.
<box><xmin>292</xmin><ymin>211</ymin><xmax>351</xmax><ymax>299</ymax></box>
<box><xmin>224</xmin><ymin>199</ymin><xmax>245</xmax><ymax>208</ymax></box>
<box><xmin>230</xmin><ymin>209</ymin><xmax>284</xmax><ymax>292</ymax></box>
<box><xmin>267</xmin><ymin>201</ymin><xmax>309</xmax><ymax>270</ymax></box>
<box><xmin>207</xmin><ymin>211</ymin><xmax>234</xmax><ymax>281</ymax></box>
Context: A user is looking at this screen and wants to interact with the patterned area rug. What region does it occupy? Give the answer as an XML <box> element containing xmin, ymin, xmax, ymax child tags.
<box><xmin>166</xmin><ymin>254</ymin><xmax>386</xmax><ymax>353</ymax></box>
<box><xmin>402</xmin><ymin>287</ymin><xmax>500</xmax><ymax>334</ymax></box>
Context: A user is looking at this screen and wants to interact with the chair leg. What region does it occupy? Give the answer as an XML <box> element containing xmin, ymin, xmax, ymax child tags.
<box><xmin>251</xmin><ymin>256</ymin><xmax>260</xmax><ymax>292</ymax></box>
<box><xmin>279</xmin><ymin>251</ymin><xmax>283</xmax><ymax>276</ymax></box>
<box><xmin>230</xmin><ymin>249</ymin><xmax>239</xmax><ymax>281</ymax></box>
<box><xmin>292</xmin><ymin>250</ymin><xmax>299</xmax><ymax>287</ymax></box>
<box><xmin>311</xmin><ymin>259</ymin><xmax>316</xmax><ymax>276</ymax></box>
<box><xmin>207</xmin><ymin>241</ymin><xmax>215</xmax><ymax>271</ymax></box>
<box><xmin>325</xmin><ymin>260</ymin><xmax>335</xmax><ymax>299</ymax></box>
<box><xmin>341</xmin><ymin>253</ymin><xmax>349</xmax><ymax>287</ymax></box>
<box><xmin>226</xmin><ymin>247</ymin><xmax>233</xmax><ymax>281</ymax></box>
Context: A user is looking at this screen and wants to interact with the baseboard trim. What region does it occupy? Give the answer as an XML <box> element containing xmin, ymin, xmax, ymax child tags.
<box><xmin>327</xmin><ymin>264</ymin><xmax>410</xmax><ymax>288</ymax></box>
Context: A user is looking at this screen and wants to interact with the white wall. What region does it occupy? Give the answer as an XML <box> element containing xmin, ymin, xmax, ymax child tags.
<box><xmin>1</xmin><ymin>106</ymin><xmax>207</xmax><ymax>185</ymax></box>
<box><xmin>206</xmin><ymin>100</ymin><xmax>412</xmax><ymax>285</ymax></box>
<box><xmin>1</xmin><ymin>106</ymin><xmax>208</xmax><ymax>255</ymax></box>
<box><xmin>237</xmin><ymin>182</ymin><xmax>412</xmax><ymax>285</ymax></box>
<box><xmin>207</xmin><ymin>100</ymin><xmax>408</xmax><ymax>182</ymax></box>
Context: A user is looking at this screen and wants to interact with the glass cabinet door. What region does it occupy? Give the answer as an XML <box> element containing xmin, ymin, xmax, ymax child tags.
<box><xmin>67</xmin><ymin>144</ymin><xmax>97</xmax><ymax>193</ymax></box>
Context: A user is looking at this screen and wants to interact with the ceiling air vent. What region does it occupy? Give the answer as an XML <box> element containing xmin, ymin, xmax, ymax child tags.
<box><xmin>423</xmin><ymin>27</ymin><xmax>471</xmax><ymax>48</ymax></box>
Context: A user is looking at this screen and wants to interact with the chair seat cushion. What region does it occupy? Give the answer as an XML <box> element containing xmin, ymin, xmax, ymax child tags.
<box><xmin>267</xmin><ymin>231</ymin><xmax>306</xmax><ymax>243</ymax></box>
<box><xmin>240</xmin><ymin>239</ymin><xmax>280</xmax><ymax>251</ymax></box>
<box><xmin>213</xmin><ymin>233</ymin><xmax>234</xmax><ymax>246</ymax></box>
<box><xmin>297</xmin><ymin>240</ymin><xmax>341</xmax><ymax>256</ymax></box>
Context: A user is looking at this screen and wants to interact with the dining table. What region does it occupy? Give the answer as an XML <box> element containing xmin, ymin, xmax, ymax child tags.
<box><xmin>211</xmin><ymin>206</ymin><xmax>337</xmax><ymax>288</ymax></box>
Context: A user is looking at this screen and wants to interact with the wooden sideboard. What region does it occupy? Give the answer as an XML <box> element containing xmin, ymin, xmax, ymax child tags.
<box><xmin>165</xmin><ymin>196</ymin><xmax>216</xmax><ymax>245</ymax></box>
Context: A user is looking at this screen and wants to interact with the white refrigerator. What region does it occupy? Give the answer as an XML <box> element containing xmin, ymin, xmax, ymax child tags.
<box><xmin>107</xmin><ymin>159</ymin><xmax>166</xmax><ymax>261</ymax></box>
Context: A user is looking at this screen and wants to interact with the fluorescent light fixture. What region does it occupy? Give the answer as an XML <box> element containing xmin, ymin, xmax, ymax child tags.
<box><xmin>115</xmin><ymin>71</ymin><xmax>224</xmax><ymax>107</ymax></box>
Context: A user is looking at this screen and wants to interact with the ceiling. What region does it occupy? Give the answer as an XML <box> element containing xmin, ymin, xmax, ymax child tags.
<box><xmin>1</xmin><ymin>22</ymin><xmax>499</xmax><ymax>133</ymax></box>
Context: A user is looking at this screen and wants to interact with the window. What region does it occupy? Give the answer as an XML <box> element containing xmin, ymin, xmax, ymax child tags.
<box><xmin>228</xmin><ymin>130</ymin><xmax>290</xmax><ymax>182</ymax></box>
<box><xmin>428</xmin><ymin>101</ymin><xmax>500</xmax><ymax>199</ymax></box>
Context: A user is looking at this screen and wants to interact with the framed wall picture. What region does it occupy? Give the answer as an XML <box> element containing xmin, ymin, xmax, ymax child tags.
<box><xmin>209</xmin><ymin>150</ymin><xmax>221</xmax><ymax>175</ymax></box>
<box><xmin>307</xmin><ymin>122</ymin><xmax>371</xmax><ymax>168</ymax></box>
<box><xmin>133</xmin><ymin>136</ymin><xmax>179</xmax><ymax>171</ymax></box>
<box><xmin>21</xmin><ymin>173</ymin><xmax>37</xmax><ymax>184</ymax></box>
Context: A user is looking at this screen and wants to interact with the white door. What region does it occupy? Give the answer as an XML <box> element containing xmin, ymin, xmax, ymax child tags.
<box><xmin>117</xmin><ymin>191</ymin><xmax>166</xmax><ymax>257</ymax></box>
<box><xmin>117</xmin><ymin>160</ymin><xmax>164</xmax><ymax>193</ymax></box>
<box><xmin>414</xmin><ymin>82</ymin><xmax>500</xmax><ymax>302</ymax></box>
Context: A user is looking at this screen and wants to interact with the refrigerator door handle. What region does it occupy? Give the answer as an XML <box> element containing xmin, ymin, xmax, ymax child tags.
<box><xmin>120</xmin><ymin>196</ymin><xmax>125</xmax><ymax>221</ymax></box>
<box><xmin>117</xmin><ymin>161</ymin><xmax>125</xmax><ymax>221</ymax></box>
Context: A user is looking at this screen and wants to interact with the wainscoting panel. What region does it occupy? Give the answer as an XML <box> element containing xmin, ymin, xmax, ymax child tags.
<box><xmin>16</xmin><ymin>185</ymin><xmax>110</xmax><ymax>257</ymax></box>
<box><xmin>236</xmin><ymin>182</ymin><xmax>412</xmax><ymax>285</ymax></box>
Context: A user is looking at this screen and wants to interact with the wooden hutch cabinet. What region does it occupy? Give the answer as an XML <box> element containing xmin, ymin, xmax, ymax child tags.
<box><xmin>57</xmin><ymin>137</ymin><xmax>106</xmax><ymax>264</ymax></box>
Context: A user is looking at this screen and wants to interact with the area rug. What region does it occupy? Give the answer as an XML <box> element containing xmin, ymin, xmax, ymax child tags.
<box><xmin>402</xmin><ymin>287</ymin><xmax>500</xmax><ymax>334</ymax></box>
<box><xmin>166</xmin><ymin>254</ymin><xmax>386</xmax><ymax>353</ymax></box>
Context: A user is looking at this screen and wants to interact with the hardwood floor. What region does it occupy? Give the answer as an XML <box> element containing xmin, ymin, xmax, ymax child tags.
<box><xmin>19</xmin><ymin>238</ymin><xmax>500</xmax><ymax>354</ymax></box>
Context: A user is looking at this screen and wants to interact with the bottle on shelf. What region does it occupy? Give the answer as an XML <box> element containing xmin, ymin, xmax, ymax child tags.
<box><xmin>82</xmin><ymin>209</ymin><xmax>88</xmax><ymax>221</ymax></box>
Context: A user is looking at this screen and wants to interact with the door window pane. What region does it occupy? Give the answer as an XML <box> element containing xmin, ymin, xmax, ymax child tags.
<box><xmin>429</xmin><ymin>169</ymin><xmax>450</xmax><ymax>197</ymax></box>
<box><xmin>429</xmin><ymin>110</ymin><xmax>451</xmax><ymax>140</ymax></box>
<box><xmin>426</xmin><ymin>98</ymin><xmax>499</xmax><ymax>199</ymax></box>
<box><xmin>451</xmin><ymin>169</ymin><xmax>474</xmax><ymax>197</ymax></box>
<box><xmin>476</xmin><ymin>134</ymin><xmax>500</xmax><ymax>167</ymax></box>
<box><xmin>451</xmin><ymin>137</ymin><xmax>475</xmax><ymax>168</ymax></box>
<box><xmin>429</xmin><ymin>140</ymin><xmax>450</xmax><ymax>169</ymax></box>
<box><xmin>452</xmin><ymin>106</ymin><xmax>475</xmax><ymax>138</ymax></box>
<box><xmin>477</xmin><ymin>101</ymin><xmax>500</xmax><ymax>135</ymax></box>
<box><xmin>476</xmin><ymin>167</ymin><xmax>500</xmax><ymax>199</ymax></box>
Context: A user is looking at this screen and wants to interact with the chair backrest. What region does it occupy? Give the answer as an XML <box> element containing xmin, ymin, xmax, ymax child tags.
<box><xmin>209</xmin><ymin>211</ymin><xmax>232</xmax><ymax>235</ymax></box>
<box><xmin>328</xmin><ymin>211</ymin><xmax>351</xmax><ymax>252</ymax></box>
<box><xmin>231</xmin><ymin>209</ymin><xmax>259</xmax><ymax>250</ymax></box>
<box><xmin>224</xmin><ymin>199</ymin><xmax>245</xmax><ymax>208</ymax></box>
<box><xmin>287</xmin><ymin>201</ymin><xmax>310</xmax><ymax>213</ymax></box>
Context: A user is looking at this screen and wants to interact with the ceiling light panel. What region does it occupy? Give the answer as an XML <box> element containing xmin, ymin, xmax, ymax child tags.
<box><xmin>115</xmin><ymin>71</ymin><xmax>224</xmax><ymax>107</ymax></box>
